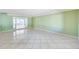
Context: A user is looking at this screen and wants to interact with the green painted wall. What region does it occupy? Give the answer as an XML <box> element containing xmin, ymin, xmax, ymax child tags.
<box><xmin>33</xmin><ymin>13</ymin><xmax>64</xmax><ymax>32</ymax></box>
<box><xmin>78</xmin><ymin>10</ymin><xmax>79</xmax><ymax>37</ymax></box>
<box><xmin>33</xmin><ymin>10</ymin><xmax>78</xmax><ymax>37</ymax></box>
<box><xmin>0</xmin><ymin>13</ymin><xmax>13</xmax><ymax>32</ymax></box>
<box><xmin>63</xmin><ymin>10</ymin><xmax>78</xmax><ymax>36</ymax></box>
<box><xmin>28</xmin><ymin>17</ymin><xmax>34</xmax><ymax>29</ymax></box>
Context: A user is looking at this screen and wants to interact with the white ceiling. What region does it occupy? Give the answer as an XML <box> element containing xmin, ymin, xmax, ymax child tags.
<box><xmin>0</xmin><ymin>9</ymin><xmax>73</xmax><ymax>17</ymax></box>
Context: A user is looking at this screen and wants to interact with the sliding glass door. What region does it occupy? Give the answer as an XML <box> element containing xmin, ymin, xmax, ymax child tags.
<box><xmin>13</xmin><ymin>17</ymin><xmax>28</xmax><ymax>30</ymax></box>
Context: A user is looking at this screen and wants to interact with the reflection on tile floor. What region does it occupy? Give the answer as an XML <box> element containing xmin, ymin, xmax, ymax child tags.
<box><xmin>0</xmin><ymin>29</ymin><xmax>79</xmax><ymax>49</ymax></box>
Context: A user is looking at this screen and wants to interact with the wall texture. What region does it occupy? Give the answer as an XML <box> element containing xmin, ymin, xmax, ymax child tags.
<box><xmin>33</xmin><ymin>13</ymin><xmax>64</xmax><ymax>32</ymax></box>
<box><xmin>33</xmin><ymin>10</ymin><xmax>78</xmax><ymax>37</ymax></box>
<box><xmin>63</xmin><ymin>10</ymin><xmax>78</xmax><ymax>36</ymax></box>
<box><xmin>28</xmin><ymin>17</ymin><xmax>34</xmax><ymax>29</ymax></box>
<box><xmin>78</xmin><ymin>10</ymin><xmax>79</xmax><ymax>37</ymax></box>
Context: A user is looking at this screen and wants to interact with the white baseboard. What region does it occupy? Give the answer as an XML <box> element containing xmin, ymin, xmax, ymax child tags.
<box><xmin>35</xmin><ymin>27</ymin><xmax>77</xmax><ymax>39</ymax></box>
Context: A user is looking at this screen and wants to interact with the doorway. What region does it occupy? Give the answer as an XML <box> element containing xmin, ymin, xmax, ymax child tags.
<box><xmin>13</xmin><ymin>17</ymin><xmax>28</xmax><ymax>30</ymax></box>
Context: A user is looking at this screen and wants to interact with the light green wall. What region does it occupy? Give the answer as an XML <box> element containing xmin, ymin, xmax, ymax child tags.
<box><xmin>77</xmin><ymin>11</ymin><xmax>79</xmax><ymax>38</ymax></box>
<box><xmin>28</xmin><ymin>17</ymin><xmax>34</xmax><ymax>29</ymax></box>
<box><xmin>63</xmin><ymin>10</ymin><xmax>78</xmax><ymax>36</ymax></box>
<box><xmin>33</xmin><ymin>13</ymin><xmax>64</xmax><ymax>32</ymax></box>
<box><xmin>33</xmin><ymin>10</ymin><xmax>78</xmax><ymax>37</ymax></box>
<box><xmin>0</xmin><ymin>13</ymin><xmax>13</xmax><ymax>32</ymax></box>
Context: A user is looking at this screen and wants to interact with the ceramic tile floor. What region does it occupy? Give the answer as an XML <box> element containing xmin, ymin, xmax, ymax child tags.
<box><xmin>0</xmin><ymin>29</ymin><xmax>79</xmax><ymax>49</ymax></box>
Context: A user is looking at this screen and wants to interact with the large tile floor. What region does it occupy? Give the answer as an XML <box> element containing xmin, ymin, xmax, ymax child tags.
<box><xmin>0</xmin><ymin>29</ymin><xmax>79</xmax><ymax>49</ymax></box>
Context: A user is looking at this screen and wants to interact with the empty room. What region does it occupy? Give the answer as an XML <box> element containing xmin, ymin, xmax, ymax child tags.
<box><xmin>0</xmin><ymin>9</ymin><xmax>79</xmax><ymax>49</ymax></box>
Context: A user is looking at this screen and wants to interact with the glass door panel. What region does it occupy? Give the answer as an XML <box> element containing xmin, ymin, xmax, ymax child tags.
<box><xmin>13</xmin><ymin>17</ymin><xmax>28</xmax><ymax>30</ymax></box>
